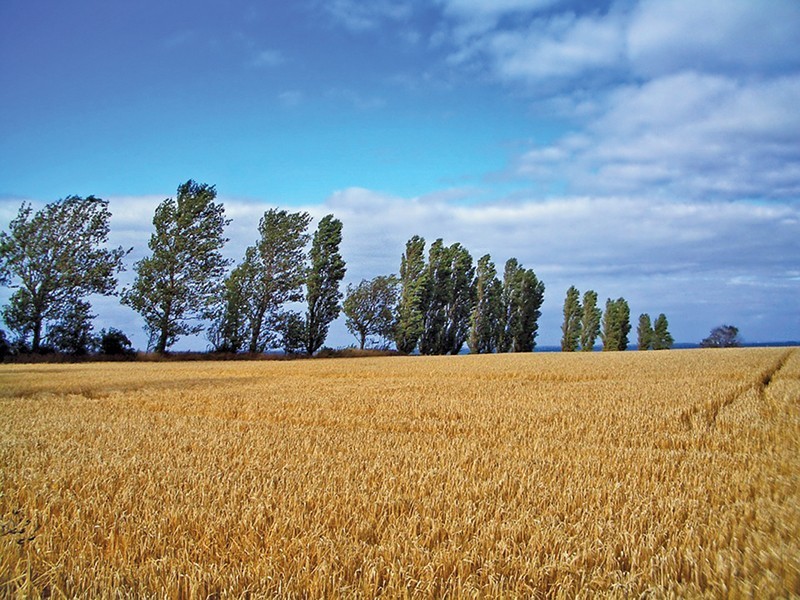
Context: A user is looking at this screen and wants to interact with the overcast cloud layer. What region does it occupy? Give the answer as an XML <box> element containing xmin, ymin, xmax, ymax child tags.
<box><xmin>0</xmin><ymin>0</ymin><xmax>798</xmax><ymax>349</ymax></box>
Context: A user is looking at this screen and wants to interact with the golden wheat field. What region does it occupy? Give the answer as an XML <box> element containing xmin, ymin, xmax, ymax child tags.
<box><xmin>1</xmin><ymin>347</ymin><xmax>799</xmax><ymax>598</ymax></box>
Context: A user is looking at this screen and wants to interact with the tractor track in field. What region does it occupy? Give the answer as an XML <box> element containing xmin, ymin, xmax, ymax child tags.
<box><xmin>681</xmin><ymin>348</ymin><xmax>796</xmax><ymax>431</ymax></box>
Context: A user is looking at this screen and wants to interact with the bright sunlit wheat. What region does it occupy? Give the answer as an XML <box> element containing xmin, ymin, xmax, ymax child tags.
<box><xmin>1</xmin><ymin>348</ymin><xmax>798</xmax><ymax>597</ymax></box>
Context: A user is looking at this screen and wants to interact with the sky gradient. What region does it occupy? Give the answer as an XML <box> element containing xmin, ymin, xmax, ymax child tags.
<box><xmin>1</xmin><ymin>0</ymin><xmax>799</xmax><ymax>350</ymax></box>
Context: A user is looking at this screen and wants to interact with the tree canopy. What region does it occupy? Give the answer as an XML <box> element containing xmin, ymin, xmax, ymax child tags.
<box><xmin>700</xmin><ymin>325</ymin><xmax>741</xmax><ymax>348</ymax></box>
<box><xmin>122</xmin><ymin>181</ymin><xmax>230</xmax><ymax>353</ymax></box>
<box><xmin>0</xmin><ymin>196</ymin><xmax>127</xmax><ymax>352</ymax></box>
<box><xmin>343</xmin><ymin>275</ymin><xmax>399</xmax><ymax>350</ymax></box>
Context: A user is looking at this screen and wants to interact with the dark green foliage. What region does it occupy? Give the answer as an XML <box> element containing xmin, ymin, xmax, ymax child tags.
<box><xmin>394</xmin><ymin>236</ymin><xmax>428</xmax><ymax>354</ymax></box>
<box><xmin>601</xmin><ymin>297</ymin><xmax>631</xmax><ymax>351</ymax></box>
<box><xmin>560</xmin><ymin>286</ymin><xmax>582</xmax><ymax>352</ymax></box>
<box><xmin>0</xmin><ymin>330</ymin><xmax>10</xmax><ymax>360</ymax></box>
<box><xmin>210</xmin><ymin>209</ymin><xmax>311</xmax><ymax>354</ymax></box>
<box><xmin>468</xmin><ymin>254</ymin><xmax>503</xmax><ymax>354</ymax></box>
<box><xmin>580</xmin><ymin>290</ymin><xmax>601</xmax><ymax>351</ymax></box>
<box><xmin>637</xmin><ymin>313</ymin><xmax>653</xmax><ymax>350</ymax></box>
<box><xmin>123</xmin><ymin>181</ymin><xmax>230</xmax><ymax>353</ymax></box>
<box><xmin>47</xmin><ymin>300</ymin><xmax>97</xmax><ymax>355</ymax></box>
<box><xmin>500</xmin><ymin>259</ymin><xmax>545</xmax><ymax>353</ymax></box>
<box><xmin>279</xmin><ymin>311</ymin><xmax>306</xmax><ymax>355</ymax></box>
<box><xmin>419</xmin><ymin>240</ymin><xmax>475</xmax><ymax>355</ymax></box>
<box><xmin>301</xmin><ymin>215</ymin><xmax>346</xmax><ymax>355</ymax></box>
<box><xmin>99</xmin><ymin>328</ymin><xmax>135</xmax><ymax>356</ymax></box>
<box><xmin>652</xmin><ymin>313</ymin><xmax>674</xmax><ymax>350</ymax></box>
<box><xmin>0</xmin><ymin>197</ymin><xmax>127</xmax><ymax>352</ymax></box>
<box><xmin>207</xmin><ymin>258</ymin><xmax>253</xmax><ymax>353</ymax></box>
<box><xmin>343</xmin><ymin>275</ymin><xmax>399</xmax><ymax>350</ymax></box>
<box><xmin>700</xmin><ymin>324</ymin><xmax>740</xmax><ymax>348</ymax></box>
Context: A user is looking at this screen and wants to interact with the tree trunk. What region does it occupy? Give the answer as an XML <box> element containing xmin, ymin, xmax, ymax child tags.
<box><xmin>32</xmin><ymin>316</ymin><xmax>43</xmax><ymax>352</ymax></box>
<box><xmin>359</xmin><ymin>332</ymin><xmax>366</xmax><ymax>350</ymax></box>
<box><xmin>156</xmin><ymin>303</ymin><xmax>171</xmax><ymax>354</ymax></box>
<box><xmin>248</xmin><ymin>306</ymin><xmax>266</xmax><ymax>354</ymax></box>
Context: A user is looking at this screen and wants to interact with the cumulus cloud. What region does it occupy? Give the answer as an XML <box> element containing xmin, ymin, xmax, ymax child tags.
<box><xmin>628</xmin><ymin>0</ymin><xmax>800</xmax><ymax>76</ymax></box>
<box><xmin>516</xmin><ymin>73</ymin><xmax>800</xmax><ymax>199</ymax></box>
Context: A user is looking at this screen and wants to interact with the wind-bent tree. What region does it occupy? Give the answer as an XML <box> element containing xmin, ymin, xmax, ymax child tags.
<box><xmin>419</xmin><ymin>240</ymin><xmax>475</xmax><ymax>355</ymax></box>
<box><xmin>601</xmin><ymin>297</ymin><xmax>631</xmax><ymax>351</ymax></box>
<box><xmin>343</xmin><ymin>275</ymin><xmax>399</xmax><ymax>350</ymax></box>
<box><xmin>301</xmin><ymin>215</ymin><xmax>346</xmax><ymax>355</ymax></box>
<box><xmin>468</xmin><ymin>254</ymin><xmax>503</xmax><ymax>354</ymax></box>
<box><xmin>123</xmin><ymin>181</ymin><xmax>230</xmax><ymax>353</ymax></box>
<box><xmin>500</xmin><ymin>259</ymin><xmax>545</xmax><ymax>353</ymax></box>
<box><xmin>212</xmin><ymin>209</ymin><xmax>311</xmax><ymax>354</ymax></box>
<box><xmin>207</xmin><ymin>259</ymin><xmax>254</xmax><ymax>353</ymax></box>
<box><xmin>561</xmin><ymin>286</ymin><xmax>582</xmax><ymax>352</ymax></box>
<box><xmin>637</xmin><ymin>313</ymin><xmax>653</xmax><ymax>350</ymax></box>
<box><xmin>580</xmin><ymin>290</ymin><xmax>601</xmax><ymax>351</ymax></box>
<box><xmin>700</xmin><ymin>325</ymin><xmax>741</xmax><ymax>348</ymax></box>
<box><xmin>0</xmin><ymin>196</ymin><xmax>127</xmax><ymax>352</ymax></box>
<box><xmin>652</xmin><ymin>313</ymin><xmax>674</xmax><ymax>350</ymax></box>
<box><xmin>394</xmin><ymin>236</ymin><xmax>427</xmax><ymax>354</ymax></box>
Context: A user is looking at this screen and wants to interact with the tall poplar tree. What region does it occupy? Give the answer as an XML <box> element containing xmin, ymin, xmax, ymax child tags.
<box><xmin>468</xmin><ymin>254</ymin><xmax>503</xmax><ymax>354</ymax></box>
<box><xmin>652</xmin><ymin>313</ymin><xmax>674</xmax><ymax>350</ymax></box>
<box><xmin>0</xmin><ymin>196</ymin><xmax>127</xmax><ymax>352</ymax></box>
<box><xmin>301</xmin><ymin>214</ymin><xmax>346</xmax><ymax>355</ymax></box>
<box><xmin>560</xmin><ymin>285</ymin><xmax>582</xmax><ymax>352</ymax></box>
<box><xmin>601</xmin><ymin>297</ymin><xmax>631</xmax><ymax>351</ymax></box>
<box><xmin>123</xmin><ymin>180</ymin><xmax>230</xmax><ymax>353</ymax></box>
<box><xmin>500</xmin><ymin>259</ymin><xmax>545</xmax><ymax>353</ymax></box>
<box><xmin>637</xmin><ymin>313</ymin><xmax>653</xmax><ymax>350</ymax></box>
<box><xmin>580</xmin><ymin>290</ymin><xmax>601</xmax><ymax>351</ymax></box>
<box><xmin>394</xmin><ymin>236</ymin><xmax>427</xmax><ymax>354</ymax></box>
<box><xmin>419</xmin><ymin>240</ymin><xmax>475</xmax><ymax>355</ymax></box>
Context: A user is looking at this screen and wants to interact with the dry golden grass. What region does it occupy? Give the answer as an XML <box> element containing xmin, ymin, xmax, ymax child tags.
<box><xmin>1</xmin><ymin>347</ymin><xmax>798</xmax><ymax>598</ymax></box>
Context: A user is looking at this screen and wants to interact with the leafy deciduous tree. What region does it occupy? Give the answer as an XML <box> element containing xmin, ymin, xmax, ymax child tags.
<box><xmin>468</xmin><ymin>254</ymin><xmax>503</xmax><ymax>354</ymax></box>
<box><xmin>637</xmin><ymin>313</ymin><xmax>653</xmax><ymax>350</ymax></box>
<box><xmin>394</xmin><ymin>236</ymin><xmax>427</xmax><ymax>354</ymax></box>
<box><xmin>500</xmin><ymin>259</ymin><xmax>545</xmax><ymax>353</ymax></box>
<box><xmin>123</xmin><ymin>181</ymin><xmax>230</xmax><ymax>353</ymax></box>
<box><xmin>47</xmin><ymin>300</ymin><xmax>97</xmax><ymax>355</ymax></box>
<box><xmin>652</xmin><ymin>313</ymin><xmax>674</xmax><ymax>350</ymax></box>
<box><xmin>580</xmin><ymin>290</ymin><xmax>601</xmax><ymax>351</ymax></box>
<box><xmin>601</xmin><ymin>297</ymin><xmax>631</xmax><ymax>351</ymax></box>
<box><xmin>561</xmin><ymin>286</ymin><xmax>582</xmax><ymax>352</ymax></box>
<box><xmin>98</xmin><ymin>327</ymin><xmax>135</xmax><ymax>356</ymax></box>
<box><xmin>419</xmin><ymin>240</ymin><xmax>475</xmax><ymax>355</ymax></box>
<box><xmin>210</xmin><ymin>209</ymin><xmax>311</xmax><ymax>354</ymax></box>
<box><xmin>301</xmin><ymin>215</ymin><xmax>346</xmax><ymax>356</ymax></box>
<box><xmin>0</xmin><ymin>196</ymin><xmax>128</xmax><ymax>352</ymax></box>
<box><xmin>700</xmin><ymin>324</ymin><xmax>740</xmax><ymax>348</ymax></box>
<box><xmin>343</xmin><ymin>275</ymin><xmax>399</xmax><ymax>350</ymax></box>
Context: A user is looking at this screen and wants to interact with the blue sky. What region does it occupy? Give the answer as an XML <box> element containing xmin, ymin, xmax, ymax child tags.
<box><xmin>1</xmin><ymin>0</ymin><xmax>799</xmax><ymax>350</ymax></box>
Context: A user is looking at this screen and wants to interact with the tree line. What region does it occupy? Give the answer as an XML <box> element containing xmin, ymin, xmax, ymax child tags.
<box><xmin>1</xmin><ymin>181</ymin><xmax>724</xmax><ymax>357</ymax></box>
<box><xmin>560</xmin><ymin>286</ymin><xmax>674</xmax><ymax>352</ymax></box>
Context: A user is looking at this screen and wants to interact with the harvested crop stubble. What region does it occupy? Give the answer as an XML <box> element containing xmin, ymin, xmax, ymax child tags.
<box><xmin>1</xmin><ymin>347</ymin><xmax>799</xmax><ymax>597</ymax></box>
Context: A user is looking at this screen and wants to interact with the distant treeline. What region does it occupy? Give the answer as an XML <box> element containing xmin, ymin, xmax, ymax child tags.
<box><xmin>0</xmin><ymin>180</ymin><xmax>682</xmax><ymax>358</ymax></box>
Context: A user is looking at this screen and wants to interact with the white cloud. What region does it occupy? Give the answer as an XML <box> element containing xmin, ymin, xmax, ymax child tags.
<box><xmin>485</xmin><ymin>12</ymin><xmax>627</xmax><ymax>83</ymax></box>
<box><xmin>628</xmin><ymin>0</ymin><xmax>800</xmax><ymax>76</ymax></box>
<box><xmin>515</xmin><ymin>72</ymin><xmax>800</xmax><ymax>199</ymax></box>
<box><xmin>2</xmin><ymin>190</ymin><xmax>798</xmax><ymax>349</ymax></box>
<box><xmin>250</xmin><ymin>49</ymin><xmax>285</xmax><ymax>68</ymax></box>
